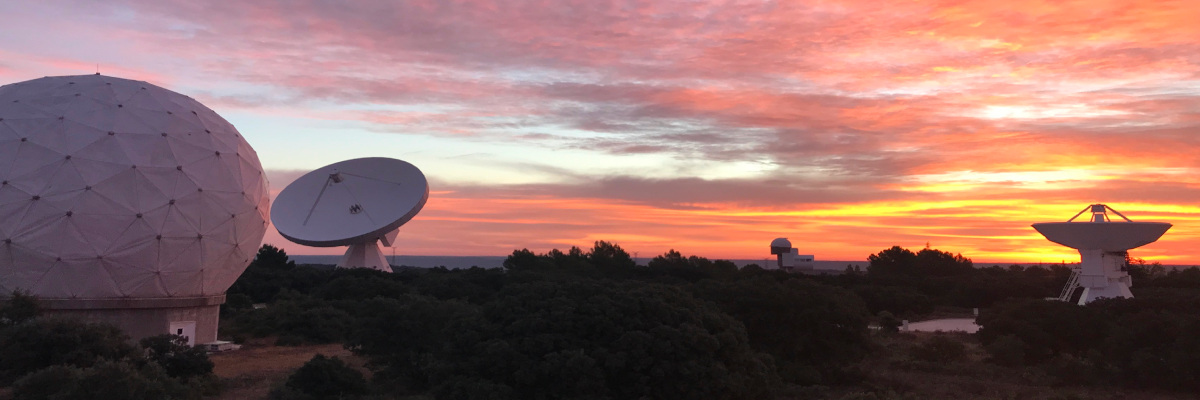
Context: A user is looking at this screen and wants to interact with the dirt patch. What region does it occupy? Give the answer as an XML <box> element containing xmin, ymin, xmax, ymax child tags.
<box><xmin>209</xmin><ymin>338</ymin><xmax>366</xmax><ymax>400</ymax></box>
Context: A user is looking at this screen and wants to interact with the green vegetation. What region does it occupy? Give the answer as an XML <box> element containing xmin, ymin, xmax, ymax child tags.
<box><xmin>7</xmin><ymin>241</ymin><xmax>1200</xmax><ymax>399</ymax></box>
<box><xmin>0</xmin><ymin>317</ymin><xmax>137</xmax><ymax>384</ymax></box>
<box><xmin>0</xmin><ymin>296</ymin><xmax>220</xmax><ymax>399</ymax></box>
<box><xmin>226</xmin><ymin>243</ymin><xmax>1200</xmax><ymax>399</ymax></box>
<box><xmin>139</xmin><ymin>334</ymin><xmax>216</xmax><ymax>380</ymax></box>
<box><xmin>977</xmin><ymin>296</ymin><xmax>1200</xmax><ymax>390</ymax></box>
<box><xmin>0</xmin><ymin>291</ymin><xmax>40</xmax><ymax>328</ymax></box>
<box><xmin>223</xmin><ymin>242</ymin><xmax>873</xmax><ymax>398</ymax></box>
<box><xmin>12</xmin><ymin>359</ymin><xmax>193</xmax><ymax>400</ymax></box>
<box><xmin>269</xmin><ymin>354</ymin><xmax>369</xmax><ymax>400</ymax></box>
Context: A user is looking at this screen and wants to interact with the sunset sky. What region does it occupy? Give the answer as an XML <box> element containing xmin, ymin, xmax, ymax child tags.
<box><xmin>3</xmin><ymin>0</ymin><xmax>1199</xmax><ymax>263</ymax></box>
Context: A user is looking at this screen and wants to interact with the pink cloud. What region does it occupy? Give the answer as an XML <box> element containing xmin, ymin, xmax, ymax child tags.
<box><xmin>4</xmin><ymin>0</ymin><xmax>1200</xmax><ymax>262</ymax></box>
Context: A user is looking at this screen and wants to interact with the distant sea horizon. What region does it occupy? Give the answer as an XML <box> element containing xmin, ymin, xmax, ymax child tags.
<box><xmin>287</xmin><ymin>255</ymin><xmax>1200</xmax><ymax>272</ymax></box>
<box><xmin>288</xmin><ymin>255</ymin><xmax>866</xmax><ymax>271</ymax></box>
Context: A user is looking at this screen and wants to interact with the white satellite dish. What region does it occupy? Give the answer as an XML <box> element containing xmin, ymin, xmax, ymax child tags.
<box><xmin>1033</xmin><ymin>204</ymin><xmax>1171</xmax><ymax>304</ymax></box>
<box><xmin>271</xmin><ymin>157</ymin><xmax>429</xmax><ymax>272</ymax></box>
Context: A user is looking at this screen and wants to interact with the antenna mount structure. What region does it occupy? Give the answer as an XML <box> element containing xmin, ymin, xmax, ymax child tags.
<box><xmin>1032</xmin><ymin>204</ymin><xmax>1171</xmax><ymax>304</ymax></box>
<box><xmin>271</xmin><ymin>158</ymin><xmax>429</xmax><ymax>272</ymax></box>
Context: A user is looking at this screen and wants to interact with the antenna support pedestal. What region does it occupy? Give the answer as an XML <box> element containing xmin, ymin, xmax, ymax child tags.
<box><xmin>1074</xmin><ymin>249</ymin><xmax>1134</xmax><ymax>305</ymax></box>
<box><xmin>339</xmin><ymin>240</ymin><xmax>392</xmax><ymax>272</ymax></box>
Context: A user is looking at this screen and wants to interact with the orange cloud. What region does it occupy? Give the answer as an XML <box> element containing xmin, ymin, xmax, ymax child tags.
<box><xmin>5</xmin><ymin>0</ymin><xmax>1200</xmax><ymax>265</ymax></box>
<box><xmin>262</xmin><ymin>183</ymin><xmax>1200</xmax><ymax>265</ymax></box>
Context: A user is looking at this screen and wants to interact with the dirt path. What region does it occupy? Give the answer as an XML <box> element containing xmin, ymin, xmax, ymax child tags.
<box><xmin>209</xmin><ymin>339</ymin><xmax>365</xmax><ymax>400</ymax></box>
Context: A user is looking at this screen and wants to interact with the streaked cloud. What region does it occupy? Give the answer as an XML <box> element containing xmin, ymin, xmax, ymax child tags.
<box><xmin>4</xmin><ymin>0</ymin><xmax>1200</xmax><ymax>262</ymax></box>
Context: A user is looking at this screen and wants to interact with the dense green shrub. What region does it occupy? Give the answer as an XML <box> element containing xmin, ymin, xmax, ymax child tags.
<box><xmin>277</xmin><ymin>306</ymin><xmax>355</xmax><ymax>345</ymax></box>
<box><xmin>691</xmin><ymin>277</ymin><xmax>871</xmax><ymax>384</ymax></box>
<box><xmin>984</xmin><ymin>335</ymin><xmax>1026</xmax><ymax>367</ymax></box>
<box><xmin>977</xmin><ymin>296</ymin><xmax>1200</xmax><ymax>391</ymax></box>
<box><xmin>350</xmin><ymin>279</ymin><xmax>778</xmax><ymax>400</ymax></box>
<box><xmin>648</xmin><ymin>249</ymin><xmax>738</xmax><ymax>281</ymax></box>
<box><xmin>0</xmin><ymin>290</ymin><xmax>41</xmax><ymax>327</ymax></box>
<box><xmin>910</xmin><ymin>335</ymin><xmax>966</xmax><ymax>363</ymax></box>
<box><xmin>345</xmin><ymin>294</ymin><xmax>480</xmax><ymax>390</ymax></box>
<box><xmin>0</xmin><ymin>317</ymin><xmax>137</xmax><ymax>384</ymax></box>
<box><xmin>502</xmin><ymin>241</ymin><xmax>638</xmax><ymax>278</ymax></box>
<box><xmin>0</xmin><ymin>321</ymin><xmax>219</xmax><ymax>398</ymax></box>
<box><xmin>976</xmin><ymin>299</ymin><xmax>1107</xmax><ymax>364</ymax></box>
<box><xmin>270</xmin><ymin>354</ymin><xmax>368</xmax><ymax>400</ymax></box>
<box><xmin>853</xmin><ymin>285</ymin><xmax>934</xmax><ymax>316</ymax></box>
<box><xmin>221</xmin><ymin>243</ymin><xmax>1200</xmax><ymax>396</ymax></box>
<box><xmin>412</xmin><ymin>267</ymin><xmax>507</xmax><ymax>303</ymax></box>
<box><xmin>12</xmin><ymin>360</ymin><xmax>192</xmax><ymax>400</ymax></box>
<box><xmin>139</xmin><ymin>334</ymin><xmax>214</xmax><ymax>380</ymax></box>
<box><xmin>877</xmin><ymin>311</ymin><xmax>902</xmax><ymax>334</ymax></box>
<box><xmin>221</xmin><ymin>292</ymin><xmax>255</xmax><ymax>317</ymax></box>
<box><xmin>314</xmin><ymin>273</ymin><xmax>410</xmax><ymax>301</ymax></box>
<box><xmin>227</xmin><ymin>245</ymin><xmax>332</xmax><ymax>303</ymax></box>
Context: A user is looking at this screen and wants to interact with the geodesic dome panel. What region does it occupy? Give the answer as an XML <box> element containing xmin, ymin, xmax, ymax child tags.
<box><xmin>0</xmin><ymin>74</ymin><xmax>269</xmax><ymax>299</ymax></box>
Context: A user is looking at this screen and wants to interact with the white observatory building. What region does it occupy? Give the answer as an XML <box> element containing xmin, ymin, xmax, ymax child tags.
<box><xmin>1033</xmin><ymin>204</ymin><xmax>1171</xmax><ymax>305</ymax></box>
<box><xmin>0</xmin><ymin>75</ymin><xmax>270</xmax><ymax>345</ymax></box>
<box><xmin>770</xmin><ymin>238</ymin><xmax>814</xmax><ymax>272</ymax></box>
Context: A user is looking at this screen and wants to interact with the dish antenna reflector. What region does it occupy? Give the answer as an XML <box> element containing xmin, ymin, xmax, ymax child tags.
<box><xmin>1032</xmin><ymin>204</ymin><xmax>1171</xmax><ymax>304</ymax></box>
<box><xmin>271</xmin><ymin>157</ymin><xmax>429</xmax><ymax>272</ymax></box>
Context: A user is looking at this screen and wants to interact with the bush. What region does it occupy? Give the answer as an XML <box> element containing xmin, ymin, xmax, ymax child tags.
<box><xmin>221</xmin><ymin>293</ymin><xmax>255</xmax><ymax>317</ymax></box>
<box><xmin>227</xmin><ymin>245</ymin><xmax>332</xmax><ymax>303</ymax></box>
<box><xmin>0</xmin><ymin>290</ymin><xmax>41</xmax><ymax>327</ymax></box>
<box><xmin>270</xmin><ymin>354</ymin><xmax>368</xmax><ymax>400</ymax></box>
<box><xmin>0</xmin><ymin>317</ymin><xmax>136</xmax><ymax>384</ymax></box>
<box><xmin>276</xmin><ymin>306</ymin><xmax>355</xmax><ymax>345</ymax></box>
<box><xmin>691</xmin><ymin>277</ymin><xmax>871</xmax><ymax>384</ymax></box>
<box><xmin>985</xmin><ymin>335</ymin><xmax>1026</xmax><ymax>367</ymax></box>
<box><xmin>346</xmin><ymin>294</ymin><xmax>480</xmax><ymax>390</ymax></box>
<box><xmin>976</xmin><ymin>296</ymin><xmax>1200</xmax><ymax>391</ymax></box>
<box><xmin>351</xmin><ymin>279</ymin><xmax>778</xmax><ymax>399</ymax></box>
<box><xmin>1043</xmin><ymin>353</ymin><xmax>1105</xmax><ymax>386</ymax></box>
<box><xmin>910</xmin><ymin>335</ymin><xmax>966</xmax><ymax>363</ymax></box>
<box><xmin>315</xmin><ymin>274</ymin><xmax>409</xmax><ymax>301</ymax></box>
<box><xmin>1167</xmin><ymin>321</ymin><xmax>1200</xmax><ymax>389</ymax></box>
<box><xmin>9</xmin><ymin>364</ymin><xmax>78</xmax><ymax>400</ymax></box>
<box><xmin>12</xmin><ymin>360</ymin><xmax>192</xmax><ymax>400</ymax></box>
<box><xmin>877</xmin><ymin>312</ymin><xmax>902</xmax><ymax>334</ymax></box>
<box><xmin>853</xmin><ymin>286</ymin><xmax>934</xmax><ymax>317</ymax></box>
<box><xmin>976</xmin><ymin>299</ymin><xmax>1107</xmax><ymax>363</ymax></box>
<box><xmin>139</xmin><ymin>334</ymin><xmax>214</xmax><ymax>379</ymax></box>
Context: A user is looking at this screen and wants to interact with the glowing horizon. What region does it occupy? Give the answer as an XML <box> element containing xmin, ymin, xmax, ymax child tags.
<box><xmin>3</xmin><ymin>0</ymin><xmax>1198</xmax><ymax>264</ymax></box>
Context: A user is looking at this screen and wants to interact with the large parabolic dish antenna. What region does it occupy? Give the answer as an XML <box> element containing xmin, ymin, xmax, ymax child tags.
<box><xmin>1033</xmin><ymin>204</ymin><xmax>1171</xmax><ymax>305</ymax></box>
<box><xmin>271</xmin><ymin>157</ymin><xmax>428</xmax><ymax>272</ymax></box>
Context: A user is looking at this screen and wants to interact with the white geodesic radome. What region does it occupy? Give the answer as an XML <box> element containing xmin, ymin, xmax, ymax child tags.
<box><xmin>0</xmin><ymin>74</ymin><xmax>269</xmax><ymax>299</ymax></box>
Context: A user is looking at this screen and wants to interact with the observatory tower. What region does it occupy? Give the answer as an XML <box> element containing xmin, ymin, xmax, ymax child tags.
<box><xmin>271</xmin><ymin>158</ymin><xmax>428</xmax><ymax>272</ymax></box>
<box><xmin>1032</xmin><ymin>204</ymin><xmax>1171</xmax><ymax>305</ymax></box>
<box><xmin>769</xmin><ymin>238</ymin><xmax>814</xmax><ymax>272</ymax></box>
<box><xmin>0</xmin><ymin>75</ymin><xmax>270</xmax><ymax>345</ymax></box>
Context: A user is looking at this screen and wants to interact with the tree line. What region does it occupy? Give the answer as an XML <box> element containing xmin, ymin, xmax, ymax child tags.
<box><xmin>6</xmin><ymin>241</ymin><xmax>1200</xmax><ymax>398</ymax></box>
<box><xmin>216</xmin><ymin>242</ymin><xmax>1127</xmax><ymax>399</ymax></box>
<box><xmin>219</xmin><ymin>243</ymin><xmax>873</xmax><ymax>399</ymax></box>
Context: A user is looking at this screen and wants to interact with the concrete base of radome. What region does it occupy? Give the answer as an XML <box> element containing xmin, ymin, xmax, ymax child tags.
<box><xmin>37</xmin><ymin>295</ymin><xmax>225</xmax><ymax>346</ymax></box>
